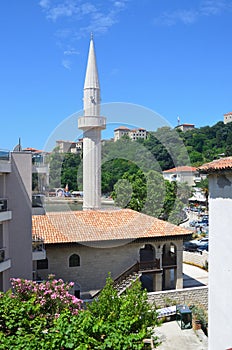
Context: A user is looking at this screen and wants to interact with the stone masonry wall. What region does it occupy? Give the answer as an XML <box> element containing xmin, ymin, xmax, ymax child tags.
<box><xmin>147</xmin><ymin>286</ymin><xmax>208</xmax><ymax>309</ymax></box>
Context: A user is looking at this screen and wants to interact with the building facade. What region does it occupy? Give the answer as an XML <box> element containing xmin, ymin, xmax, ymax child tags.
<box><xmin>175</xmin><ymin>123</ymin><xmax>195</xmax><ymax>132</ymax></box>
<box><xmin>56</xmin><ymin>140</ymin><xmax>83</xmax><ymax>154</ymax></box>
<box><xmin>163</xmin><ymin>166</ymin><xmax>201</xmax><ymax>187</ymax></box>
<box><xmin>199</xmin><ymin>157</ymin><xmax>232</xmax><ymax>350</ymax></box>
<box><xmin>32</xmin><ymin>209</ymin><xmax>191</xmax><ymax>298</ymax></box>
<box><xmin>114</xmin><ymin>126</ymin><xmax>147</xmax><ymax>142</ymax></box>
<box><xmin>223</xmin><ymin>112</ymin><xmax>232</xmax><ymax>124</ymax></box>
<box><xmin>0</xmin><ymin>150</ymin><xmax>33</xmax><ymax>291</ymax></box>
<box><xmin>23</xmin><ymin>147</ymin><xmax>50</xmax><ymax>192</ymax></box>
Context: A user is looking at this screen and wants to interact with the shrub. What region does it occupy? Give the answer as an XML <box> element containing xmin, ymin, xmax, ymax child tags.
<box><xmin>0</xmin><ymin>275</ymin><xmax>160</xmax><ymax>349</ymax></box>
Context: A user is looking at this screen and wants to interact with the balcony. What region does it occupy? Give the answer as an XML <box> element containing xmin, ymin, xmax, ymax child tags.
<box><xmin>0</xmin><ymin>199</ymin><xmax>12</xmax><ymax>222</ymax></box>
<box><xmin>138</xmin><ymin>259</ymin><xmax>161</xmax><ymax>273</ymax></box>
<box><xmin>32</xmin><ymin>235</ymin><xmax>46</xmax><ymax>261</ymax></box>
<box><xmin>0</xmin><ymin>149</ymin><xmax>11</xmax><ymax>173</ymax></box>
<box><xmin>78</xmin><ymin>116</ymin><xmax>106</xmax><ymax>130</ymax></box>
<box><xmin>0</xmin><ymin>248</ymin><xmax>11</xmax><ymax>272</ymax></box>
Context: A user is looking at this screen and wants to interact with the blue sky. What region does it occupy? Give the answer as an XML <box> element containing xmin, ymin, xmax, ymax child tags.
<box><xmin>1</xmin><ymin>0</ymin><xmax>232</xmax><ymax>151</ymax></box>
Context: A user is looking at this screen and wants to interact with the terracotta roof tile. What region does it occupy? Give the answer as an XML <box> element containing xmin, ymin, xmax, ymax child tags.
<box><xmin>32</xmin><ymin>209</ymin><xmax>191</xmax><ymax>244</ymax></box>
<box><xmin>198</xmin><ymin>157</ymin><xmax>232</xmax><ymax>173</ymax></box>
<box><xmin>114</xmin><ymin>126</ymin><xmax>130</xmax><ymax>131</ymax></box>
<box><xmin>163</xmin><ymin>166</ymin><xmax>197</xmax><ymax>173</ymax></box>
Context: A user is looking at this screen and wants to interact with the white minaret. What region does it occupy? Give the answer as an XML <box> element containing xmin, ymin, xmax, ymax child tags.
<box><xmin>78</xmin><ymin>35</ymin><xmax>106</xmax><ymax>210</ymax></box>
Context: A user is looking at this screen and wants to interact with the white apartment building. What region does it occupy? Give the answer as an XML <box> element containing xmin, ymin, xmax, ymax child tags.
<box><xmin>114</xmin><ymin>126</ymin><xmax>147</xmax><ymax>142</ymax></box>
<box><xmin>223</xmin><ymin>112</ymin><xmax>232</xmax><ymax>124</ymax></box>
<box><xmin>56</xmin><ymin>140</ymin><xmax>83</xmax><ymax>154</ymax></box>
<box><xmin>175</xmin><ymin>123</ymin><xmax>195</xmax><ymax>132</ymax></box>
<box><xmin>0</xmin><ymin>150</ymin><xmax>33</xmax><ymax>291</ymax></box>
<box><xmin>163</xmin><ymin>166</ymin><xmax>202</xmax><ymax>187</ymax></box>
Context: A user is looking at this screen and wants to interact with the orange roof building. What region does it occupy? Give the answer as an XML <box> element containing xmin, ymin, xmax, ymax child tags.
<box><xmin>32</xmin><ymin>209</ymin><xmax>192</xmax><ymax>298</ymax></box>
<box><xmin>163</xmin><ymin>166</ymin><xmax>201</xmax><ymax>186</ymax></box>
<box><xmin>32</xmin><ymin>209</ymin><xmax>190</xmax><ymax>244</ymax></box>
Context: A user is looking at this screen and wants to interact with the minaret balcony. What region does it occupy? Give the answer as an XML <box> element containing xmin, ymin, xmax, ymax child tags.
<box><xmin>78</xmin><ymin>116</ymin><xmax>106</xmax><ymax>130</ymax></box>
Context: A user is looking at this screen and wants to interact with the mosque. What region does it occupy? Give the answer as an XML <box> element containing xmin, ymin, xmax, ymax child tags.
<box><xmin>32</xmin><ymin>36</ymin><xmax>191</xmax><ymax>298</ymax></box>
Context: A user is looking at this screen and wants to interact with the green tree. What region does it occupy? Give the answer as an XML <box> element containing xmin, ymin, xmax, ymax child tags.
<box><xmin>85</xmin><ymin>276</ymin><xmax>160</xmax><ymax>349</ymax></box>
<box><xmin>61</xmin><ymin>153</ymin><xmax>82</xmax><ymax>191</ymax></box>
<box><xmin>113</xmin><ymin>179</ymin><xmax>133</xmax><ymax>208</ymax></box>
<box><xmin>48</xmin><ymin>150</ymin><xmax>82</xmax><ymax>190</ymax></box>
<box><xmin>142</xmin><ymin>170</ymin><xmax>165</xmax><ymax>217</ymax></box>
<box><xmin>112</xmin><ymin>169</ymin><xmax>147</xmax><ymax>211</ymax></box>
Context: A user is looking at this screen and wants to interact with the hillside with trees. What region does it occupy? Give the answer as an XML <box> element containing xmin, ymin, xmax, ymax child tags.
<box><xmin>46</xmin><ymin>121</ymin><xmax>230</xmax><ymax>223</ymax></box>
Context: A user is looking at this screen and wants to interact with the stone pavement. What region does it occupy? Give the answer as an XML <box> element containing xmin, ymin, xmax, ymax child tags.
<box><xmin>183</xmin><ymin>263</ymin><xmax>208</xmax><ymax>288</ymax></box>
<box><xmin>154</xmin><ymin>321</ymin><xmax>208</xmax><ymax>350</ymax></box>
<box><xmin>153</xmin><ymin>264</ymin><xmax>208</xmax><ymax>349</ymax></box>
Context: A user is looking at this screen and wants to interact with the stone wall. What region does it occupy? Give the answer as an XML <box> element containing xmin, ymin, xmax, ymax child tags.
<box><xmin>148</xmin><ymin>286</ymin><xmax>208</xmax><ymax>309</ymax></box>
<box><xmin>183</xmin><ymin>251</ymin><xmax>208</xmax><ymax>269</ymax></box>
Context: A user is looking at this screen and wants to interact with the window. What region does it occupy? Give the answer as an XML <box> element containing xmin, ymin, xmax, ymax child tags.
<box><xmin>69</xmin><ymin>254</ymin><xmax>80</xmax><ymax>267</ymax></box>
<box><xmin>37</xmin><ymin>258</ymin><xmax>48</xmax><ymax>270</ymax></box>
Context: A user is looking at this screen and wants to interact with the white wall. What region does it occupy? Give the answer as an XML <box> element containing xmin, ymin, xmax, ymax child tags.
<box><xmin>208</xmin><ymin>173</ymin><xmax>232</xmax><ymax>349</ymax></box>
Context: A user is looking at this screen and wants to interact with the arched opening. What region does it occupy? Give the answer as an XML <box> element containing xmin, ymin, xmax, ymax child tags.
<box><xmin>69</xmin><ymin>254</ymin><xmax>80</xmax><ymax>267</ymax></box>
<box><xmin>139</xmin><ymin>244</ymin><xmax>155</xmax><ymax>262</ymax></box>
<box><xmin>139</xmin><ymin>244</ymin><xmax>156</xmax><ymax>292</ymax></box>
<box><xmin>162</xmin><ymin>243</ymin><xmax>177</xmax><ymax>290</ymax></box>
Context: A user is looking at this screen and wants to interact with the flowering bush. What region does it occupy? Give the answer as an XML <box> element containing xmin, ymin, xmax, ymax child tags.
<box><xmin>0</xmin><ymin>276</ymin><xmax>160</xmax><ymax>349</ymax></box>
<box><xmin>10</xmin><ymin>274</ymin><xmax>82</xmax><ymax>318</ymax></box>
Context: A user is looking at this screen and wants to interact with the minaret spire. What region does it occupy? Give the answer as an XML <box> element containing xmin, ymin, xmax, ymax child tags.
<box><xmin>78</xmin><ymin>36</ymin><xmax>106</xmax><ymax>210</ymax></box>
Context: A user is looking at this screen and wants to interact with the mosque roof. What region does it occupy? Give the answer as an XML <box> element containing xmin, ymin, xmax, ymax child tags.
<box><xmin>32</xmin><ymin>209</ymin><xmax>191</xmax><ymax>244</ymax></box>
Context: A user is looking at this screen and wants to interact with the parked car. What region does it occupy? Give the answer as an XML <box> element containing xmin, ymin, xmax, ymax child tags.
<box><xmin>184</xmin><ymin>241</ymin><xmax>199</xmax><ymax>252</ymax></box>
<box><xmin>197</xmin><ymin>242</ymin><xmax>208</xmax><ymax>253</ymax></box>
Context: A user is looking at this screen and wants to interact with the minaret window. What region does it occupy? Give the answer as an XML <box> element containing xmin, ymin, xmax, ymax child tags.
<box><xmin>69</xmin><ymin>254</ymin><xmax>80</xmax><ymax>267</ymax></box>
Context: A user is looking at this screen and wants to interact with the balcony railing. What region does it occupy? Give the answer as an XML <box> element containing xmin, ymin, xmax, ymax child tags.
<box><xmin>0</xmin><ymin>248</ymin><xmax>5</xmax><ymax>263</ymax></box>
<box><xmin>138</xmin><ymin>259</ymin><xmax>161</xmax><ymax>271</ymax></box>
<box><xmin>0</xmin><ymin>149</ymin><xmax>10</xmax><ymax>161</ymax></box>
<box><xmin>0</xmin><ymin>199</ymin><xmax>7</xmax><ymax>212</ymax></box>
<box><xmin>32</xmin><ymin>235</ymin><xmax>45</xmax><ymax>252</ymax></box>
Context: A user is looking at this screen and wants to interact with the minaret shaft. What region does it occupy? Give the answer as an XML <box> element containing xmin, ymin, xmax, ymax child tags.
<box><xmin>78</xmin><ymin>37</ymin><xmax>106</xmax><ymax>210</ymax></box>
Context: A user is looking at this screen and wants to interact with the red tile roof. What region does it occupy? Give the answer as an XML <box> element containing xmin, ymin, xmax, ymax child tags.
<box><xmin>114</xmin><ymin>126</ymin><xmax>130</xmax><ymax>131</ymax></box>
<box><xmin>224</xmin><ymin>112</ymin><xmax>232</xmax><ymax>116</ymax></box>
<box><xmin>163</xmin><ymin>166</ymin><xmax>197</xmax><ymax>173</ymax></box>
<box><xmin>32</xmin><ymin>209</ymin><xmax>191</xmax><ymax>244</ymax></box>
<box><xmin>198</xmin><ymin>157</ymin><xmax>232</xmax><ymax>173</ymax></box>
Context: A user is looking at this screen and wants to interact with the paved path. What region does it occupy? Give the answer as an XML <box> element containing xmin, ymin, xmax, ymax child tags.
<box><xmin>155</xmin><ymin>321</ymin><xmax>208</xmax><ymax>349</ymax></box>
<box><xmin>153</xmin><ymin>264</ymin><xmax>208</xmax><ymax>349</ymax></box>
<box><xmin>183</xmin><ymin>263</ymin><xmax>208</xmax><ymax>287</ymax></box>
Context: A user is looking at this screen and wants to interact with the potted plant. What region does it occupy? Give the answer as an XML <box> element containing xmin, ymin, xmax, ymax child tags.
<box><xmin>189</xmin><ymin>304</ymin><xmax>208</xmax><ymax>332</ymax></box>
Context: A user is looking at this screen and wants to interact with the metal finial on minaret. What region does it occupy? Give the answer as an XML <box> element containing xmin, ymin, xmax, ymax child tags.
<box><xmin>90</xmin><ymin>32</ymin><xmax>93</xmax><ymax>40</ymax></box>
<box><xmin>78</xmin><ymin>36</ymin><xmax>106</xmax><ymax>210</ymax></box>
